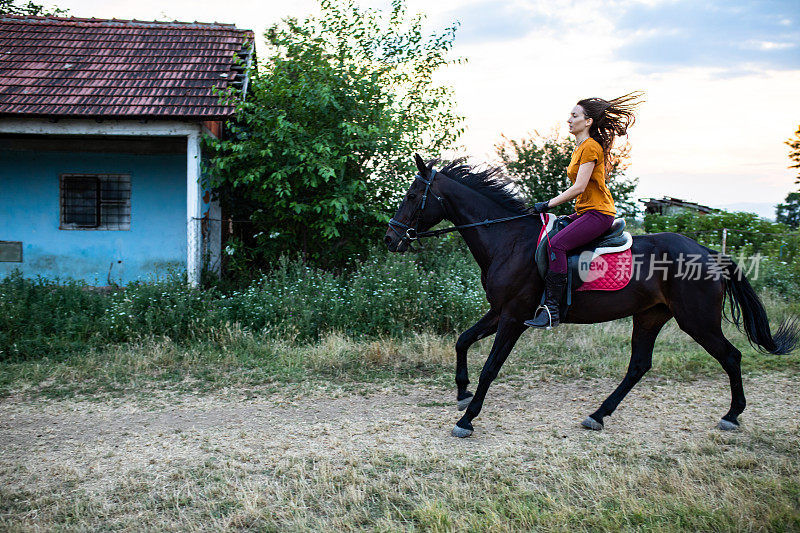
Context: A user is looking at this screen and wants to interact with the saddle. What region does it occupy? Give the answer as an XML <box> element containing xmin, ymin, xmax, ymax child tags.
<box><xmin>534</xmin><ymin>213</ymin><xmax>633</xmax><ymax>318</ymax></box>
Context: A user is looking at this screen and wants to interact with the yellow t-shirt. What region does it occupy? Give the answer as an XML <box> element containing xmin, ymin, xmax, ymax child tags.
<box><xmin>567</xmin><ymin>137</ymin><xmax>616</xmax><ymax>216</ymax></box>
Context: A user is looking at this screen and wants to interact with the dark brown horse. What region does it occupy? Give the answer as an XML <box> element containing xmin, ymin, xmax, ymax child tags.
<box><xmin>385</xmin><ymin>155</ymin><xmax>799</xmax><ymax>438</ymax></box>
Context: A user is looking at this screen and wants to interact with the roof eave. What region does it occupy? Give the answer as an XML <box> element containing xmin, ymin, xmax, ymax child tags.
<box><xmin>0</xmin><ymin>113</ymin><xmax>236</xmax><ymax>121</ymax></box>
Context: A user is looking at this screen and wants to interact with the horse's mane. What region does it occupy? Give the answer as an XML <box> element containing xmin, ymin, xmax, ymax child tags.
<box><xmin>436</xmin><ymin>158</ymin><xmax>532</xmax><ymax>215</ymax></box>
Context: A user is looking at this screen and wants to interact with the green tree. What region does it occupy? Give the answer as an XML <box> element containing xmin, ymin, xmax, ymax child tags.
<box><xmin>773</xmin><ymin>125</ymin><xmax>800</xmax><ymax>228</ymax></box>
<box><xmin>0</xmin><ymin>0</ymin><xmax>67</xmax><ymax>15</ymax></box>
<box><xmin>495</xmin><ymin>132</ymin><xmax>640</xmax><ymax>217</ymax></box>
<box><xmin>206</xmin><ymin>0</ymin><xmax>462</xmax><ymax>266</ymax></box>
<box><xmin>776</xmin><ymin>191</ymin><xmax>800</xmax><ymax>228</ymax></box>
<box><xmin>788</xmin><ymin>124</ymin><xmax>800</xmax><ymax>183</ymax></box>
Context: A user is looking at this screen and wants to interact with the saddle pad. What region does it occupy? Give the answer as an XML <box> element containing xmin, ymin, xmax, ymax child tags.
<box><xmin>576</xmin><ymin>248</ymin><xmax>632</xmax><ymax>291</ymax></box>
<box><xmin>536</xmin><ymin>213</ymin><xmax>557</xmax><ymax>246</ymax></box>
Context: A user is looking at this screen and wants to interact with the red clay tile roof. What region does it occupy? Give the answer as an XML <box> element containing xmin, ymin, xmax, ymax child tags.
<box><xmin>0</xmin><ymin>15</ymin><xmax>255</xmax><ymax>119</ymax></box>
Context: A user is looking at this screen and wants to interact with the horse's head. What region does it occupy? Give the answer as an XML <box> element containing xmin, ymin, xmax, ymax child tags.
<box><xmin>385</xmin><ymin>154</ymin><xmax>448</xmax><ymax>253</ymax></box>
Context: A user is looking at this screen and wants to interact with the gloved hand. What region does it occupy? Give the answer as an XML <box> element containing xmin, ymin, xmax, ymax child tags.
<box><xmin>532</xmin><ymin>200</ymin><xmax>550</xmax><ymax>213</ymax></box>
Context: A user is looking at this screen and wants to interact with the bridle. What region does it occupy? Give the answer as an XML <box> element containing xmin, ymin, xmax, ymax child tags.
<box><xmin>387</xmin><ymin>169</ymin><xmax>444</xmax><ymax>249</ymax></box>
<box><xmin>387</xmin><ymin>167</ymin><xmax>540</xmax><ymax>249</ymax></box>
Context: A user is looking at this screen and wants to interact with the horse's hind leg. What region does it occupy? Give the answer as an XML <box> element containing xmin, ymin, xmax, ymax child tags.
<box><xmin>455</xmin><ymin>309</ymin><xmax>499</xmax><ymax>410</ymax></box>
<box><xmin>672</xmin><ymin>315</ymin><xmax>746</xmax><ymax>430</ymax></box>
<box><xmin>584</xmin><ymin>305</ymin><xmax>672</xmax><ymax>430</ymax></box>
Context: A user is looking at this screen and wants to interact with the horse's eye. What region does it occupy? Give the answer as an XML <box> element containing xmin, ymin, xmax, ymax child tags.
<box><xmin>407</xmin><ymin>193</ymin><xmax>417</xmax><ymax>200</ymax></box>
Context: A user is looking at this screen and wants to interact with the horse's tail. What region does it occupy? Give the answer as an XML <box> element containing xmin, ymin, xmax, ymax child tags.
<box><xmin>721</xmin><ymin>255</ymin><xmax>800</xmax><ymax>355</ymax></box>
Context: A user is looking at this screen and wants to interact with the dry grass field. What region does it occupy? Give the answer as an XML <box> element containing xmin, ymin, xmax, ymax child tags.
<box><xmin>2</xmin><ymin>288</ymin><xmax>800</xmax><ymax>530</ymax></box>
<box><xmin>1</xmin><ymin>337</ymin><xmax>799</xmax><ymax>531</ymax></box>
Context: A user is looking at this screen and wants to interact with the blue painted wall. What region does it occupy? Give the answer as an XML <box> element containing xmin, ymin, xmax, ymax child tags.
<box><xmin>0</xmin><ymin>148</ymin><xmax>186</xmax><ymax>285</ymax></box>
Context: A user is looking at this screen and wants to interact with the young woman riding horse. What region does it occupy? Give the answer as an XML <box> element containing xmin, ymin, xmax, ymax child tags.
<box><xmin>525</xmin><ymin>93</ymin><xmax>640</xmax><ymax>329</ymax></box>
<box><xmin>385</xmin><ymin>107</ymin><xmax>798</xmax><ymax>440</ymax></box>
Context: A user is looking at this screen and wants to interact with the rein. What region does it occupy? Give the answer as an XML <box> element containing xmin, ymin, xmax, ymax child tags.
<box><xmin>388</xmin><ymin>168</ymin><xmax>538</xmax><ymax>247</ymax></box>
<box><xmin>414</xmin><ymin>212</ymin><xmax>537</xmax><ymax>238</ymax></box>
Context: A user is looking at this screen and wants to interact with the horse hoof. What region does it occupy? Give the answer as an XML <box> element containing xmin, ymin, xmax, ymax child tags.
<box><xmin>718</xmin><ymin>419</ymin><xmax>740</xmax><ymax>431</ymax></box>
<box><xmin>457</xmin><ymin>395</ymin><xmax>473</xmax><ymax>411</ymax></box>
<box><xmin>581</xmin><ymin>416</ymin><xmax>603</xmax><ymax>431</ymax></box>
<box><xmin>451</xmin><ymin>425</ymin><xmax>473</xmax><ymax>438</ymax></box>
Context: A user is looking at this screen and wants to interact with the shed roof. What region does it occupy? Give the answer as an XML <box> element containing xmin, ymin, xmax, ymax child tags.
<box><xmin>0</xmin><ymin>15</ymin><xmax>255</xmax><ymax>119</ymax></box>
<box><xmin>640</xmin><ymin>196</ymin><xmax>718</xmax><ymax>214</ymax></box>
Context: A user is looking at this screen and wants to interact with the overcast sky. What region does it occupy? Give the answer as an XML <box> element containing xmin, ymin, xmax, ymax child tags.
<box><xmin>51</xmin><ymin>0</ymin><xmax>800</xmax><ymax>216</ymax></box>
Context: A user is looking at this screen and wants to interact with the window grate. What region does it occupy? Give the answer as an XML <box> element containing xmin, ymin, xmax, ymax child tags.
<box><xmin>60</xmin><ymin>174</ymin><xmax>131</xmax><ymax>230</ymax></box>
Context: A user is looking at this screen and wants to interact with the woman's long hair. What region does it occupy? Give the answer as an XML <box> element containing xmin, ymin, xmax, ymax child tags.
<box><xmin>577</xmin><ymin>91</ymin><xmax>644</xmax><ymax>162</ymax></box>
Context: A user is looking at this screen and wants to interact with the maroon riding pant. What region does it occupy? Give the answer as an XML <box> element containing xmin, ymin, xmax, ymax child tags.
<box><xmin>547</xmin><ymin>210</ymin><xmax>615</xmax><ymax>273</ymax></box>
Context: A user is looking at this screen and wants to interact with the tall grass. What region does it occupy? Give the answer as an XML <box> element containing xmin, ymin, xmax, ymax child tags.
<box><xmin>0</xmin><ymin>238</ymin><xmax>485</xmax><ymax>362</ymax></box>
<box><xmin>3</xmin><ymin>234</ymin><xmax>800</xmax><ymax>383</ymax></box>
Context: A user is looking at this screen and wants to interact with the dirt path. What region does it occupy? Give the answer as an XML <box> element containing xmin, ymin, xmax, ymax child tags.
<box><xmin>2</xmin><ymin>373</ymin><xmax>799</xmax><ymax>494</ymax></box>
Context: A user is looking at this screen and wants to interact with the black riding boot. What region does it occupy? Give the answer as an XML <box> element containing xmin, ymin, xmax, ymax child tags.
<box><xmin>525</xmin><ymin>270</ymin><xmax>568</xmax><ymax>329</ymax></box>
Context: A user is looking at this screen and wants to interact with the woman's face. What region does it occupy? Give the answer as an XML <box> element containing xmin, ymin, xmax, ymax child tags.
<box><xmin>567</xmin><ymin>105</ymin><xmax>591</xmax><ymax>136</ymax></box>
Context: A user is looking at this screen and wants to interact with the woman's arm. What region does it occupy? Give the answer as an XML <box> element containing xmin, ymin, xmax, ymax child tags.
<box><xmin>546</xmin><ymin>161</ymin><xmax>594</xmax><ymax>208</ymax></box>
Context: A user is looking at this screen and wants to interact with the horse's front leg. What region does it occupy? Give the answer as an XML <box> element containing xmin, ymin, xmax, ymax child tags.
<box><xmin>455</xmin><ymin>308</ymin><xmax>500</xmax><ymax>410</ymax></box>
<box><xmin>452</xmin><ymin>315</ymin><xmax>526</xmax><ymax>437</ymax></box>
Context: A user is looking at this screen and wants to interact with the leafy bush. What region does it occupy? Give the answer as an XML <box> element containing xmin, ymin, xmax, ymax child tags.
<box><xmin>102</xmin><ymin>282</ymin><xmax>215</xmax><ymax>343</ymax></box>
<box><xmin>0</xmin><ymin>241</ymin><xmax>485</xmax><ymax>362</ymax></box>
<box><xmin>0</xmin><ymin>272</ymin><xmax>108</xmax><ymax>360</ymax></box>
<box><xmin>643</xmin><ymin>211</ymin><xmax>800</xmax><ymax>298</ymax></box>
<box><xmin>748</xmin><ymin>257</ymin><xmax>800</xmax><ymax>300</ymax></box>
<box><xmin>6</xmin><ymin>219</ymin><xmax>800</xmax><ymax>363</ymax></box>
<box><xmin>644</xmin><ymin>211</ymin><xmax>800</xmax><ymax>259</ymax></box>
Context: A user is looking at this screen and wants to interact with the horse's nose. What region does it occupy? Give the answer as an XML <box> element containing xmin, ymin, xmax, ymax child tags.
<box><xmin>384</xmin><ymin>235</ymin><xmax>393</xmax><ymax>247</ymax></box>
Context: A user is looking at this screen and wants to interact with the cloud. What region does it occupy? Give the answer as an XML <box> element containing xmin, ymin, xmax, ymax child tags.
<box><xmin>436</xmin><ymin>0</ymin><xmax>561</xmax><ymax>46</ymax></box>
<box><xmin>615</xmin><ymin>0</ymin><xmax>800</xmax><ymax>74</ymax></box>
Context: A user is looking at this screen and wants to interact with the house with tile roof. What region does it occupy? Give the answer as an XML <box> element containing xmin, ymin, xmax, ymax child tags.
<box><xmin>0</xmin><ymin>15</ymin><xmax>254</xmax><ymax>285</ymax></box>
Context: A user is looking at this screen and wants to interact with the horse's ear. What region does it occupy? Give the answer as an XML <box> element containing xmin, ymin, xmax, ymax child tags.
<box><xmin>414</xmin><ymin>153</ymin><xmax>429</xmax><ymax>177</ymax></box>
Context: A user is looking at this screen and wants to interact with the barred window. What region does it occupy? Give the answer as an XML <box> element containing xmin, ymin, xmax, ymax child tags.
<box><xmin>60</xmin><ymin>174</ymin><xmax>131</xmax><ymax>230</ymax></box>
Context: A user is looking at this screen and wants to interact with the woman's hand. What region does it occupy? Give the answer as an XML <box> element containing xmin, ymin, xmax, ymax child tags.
<box><xmin>532</xmin><ymin>200</ymin><xmax>550</xmax><ymax>213</ymax></box>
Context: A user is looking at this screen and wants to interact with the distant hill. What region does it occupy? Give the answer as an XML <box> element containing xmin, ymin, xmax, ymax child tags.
<box><xmin>711</xmin><ymin>202</ymin><xmax>777</xmax><ymax>221</ymax></box>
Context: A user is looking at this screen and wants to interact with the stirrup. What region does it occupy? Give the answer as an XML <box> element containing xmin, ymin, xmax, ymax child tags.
<box><xmin>524</xmin><ymin>305</ymin><xmax>553</xmax><ymax>329</ymax></box>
